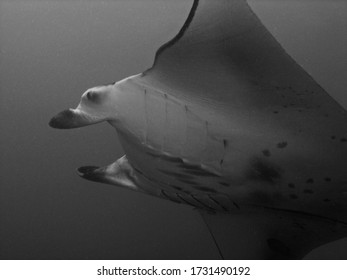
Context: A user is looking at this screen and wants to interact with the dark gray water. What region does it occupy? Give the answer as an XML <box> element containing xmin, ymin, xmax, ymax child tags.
<box><xmin>0</xmin><ymin>0</ymin><xmax>346</xmax><ymax>259</ymax></box>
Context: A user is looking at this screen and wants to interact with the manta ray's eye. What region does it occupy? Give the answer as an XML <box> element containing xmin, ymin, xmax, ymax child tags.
<box><xmin>86</xmin><ymin>91</ymin><xmax>94</xmax><ymax>100</ymax></box>
<box><xmin>86</xmin><ymin>91</ymin><xmax>101</xmax><ymax>103</ymax></box>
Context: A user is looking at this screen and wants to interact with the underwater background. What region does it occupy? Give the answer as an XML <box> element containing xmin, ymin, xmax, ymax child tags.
<box><xmin>1</xmin><ymin>0</ymin><xmax>346</xmax><ymax>259</ymax></box>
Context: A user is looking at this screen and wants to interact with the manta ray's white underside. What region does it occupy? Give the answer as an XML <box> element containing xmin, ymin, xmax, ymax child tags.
<box><xmin>50</xmin><ymin>0</ymin><xmax>347</xmax><ymax>259</ymax></box>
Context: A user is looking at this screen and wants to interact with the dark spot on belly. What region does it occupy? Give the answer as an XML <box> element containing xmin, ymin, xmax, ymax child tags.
<box><xmin>331</xmin><ymin>136</ymin><xmax>336</xmax><ymax>140</ymax></box>
<box><xmin>223</xmin><ymin>139</ymin><xmax>228</xmax><ymax>148</ymax></box>
<box><xmin>288</xmin><ymin>183</ymin><xmax>295</xmax><ymax>188</ymax></box>
<box><xmin>289</xmin><ymin>194</ymin><xmax>298</xmax><ymax>199</ymax></box>
<box><xmin>324</xmin><ymin>177</ymin><xmax>332</xmax><ymax>182</ymax></box>
<box><xmin>262</xmin><ymin>149</ymin><xmax>271</xmax><ymax>157</ymax></box>
<box><xmin>267</xmin><ymin>238</ymin><xmax>292</xmax><ymax>258</ymax></box>
<box><xmin>341</xmin><ymin>138</ymin><xmax>347</xmax><ymax>142</ymax></box>
<box><xmin>273</xmin><ymin>111</ymin><xmax>279</xmax><ymax>114</ymax></box>
<box><xmin>303</xmin><ymin>189</ymin><xmax>314</xmax><ymax>194</ymax></box>
<box><xmin>193</xmin><ymin>186</ymin><xmax>217</xmax><ymax>193</ymax></box>
<box><xmin>247</xmin><ymin>158</ymin><xmax>281</xmax><ymax>183</ymax></box>
<box><xmin>306</xmin><ymin>178</ymin><xmax>314</xmax><ymax>184</ymax></box>
<box><xmin>323</xmin><ymin>198</ymin><xmax>331</xmax><ymax>202</ymax></box>
<box><xmin>219</xmin><ymin>182</ymin><xmax>230</xmax><ymax>187</ymax></box>
<box><xmin>277</xmin><ymin>142</ymin><xmax>288</xmax><ymax>149</ymax></box>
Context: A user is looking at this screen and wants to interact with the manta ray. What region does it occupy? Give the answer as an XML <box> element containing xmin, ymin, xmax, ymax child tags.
<box><xmin>49</xmin><ymin>0</ymin><xmax>347</xmax><ymax>259</ymax></box>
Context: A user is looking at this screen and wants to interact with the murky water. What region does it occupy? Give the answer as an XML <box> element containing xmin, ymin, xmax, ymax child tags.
<box><xmin>1</xmin><ymin>0</ymin><xmax>346</xmax><ymax>259</ymax></box>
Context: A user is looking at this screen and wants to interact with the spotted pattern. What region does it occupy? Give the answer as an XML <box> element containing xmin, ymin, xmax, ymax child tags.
<box><xmin>277</xmin><ymin>142</ymin><xmax>288</xmax><ymax>149</ymax></box>
<box><xmin>324</xmin><ymin>177</ymin><xmax>332</xmax><ymax>182</ymax></box>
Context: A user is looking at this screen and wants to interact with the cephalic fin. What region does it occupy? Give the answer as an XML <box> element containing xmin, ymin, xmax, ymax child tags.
<box><xmin>77</xmin><ymin>155</ymin><xmax>142</xmax><ymax>192</ymax></box>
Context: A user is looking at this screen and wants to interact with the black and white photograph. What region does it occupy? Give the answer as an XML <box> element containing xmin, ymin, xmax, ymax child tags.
<box><xmin>1</xmin><ymin>0</ymin><xmax>347</xmax><ymax>266</ymax></box>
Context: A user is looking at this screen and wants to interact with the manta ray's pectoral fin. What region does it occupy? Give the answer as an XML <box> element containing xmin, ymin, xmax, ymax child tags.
<box><xmin>77</xmin><ymin>155</ymin><xmax>142</xmax><ymax>192</ymax></box>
